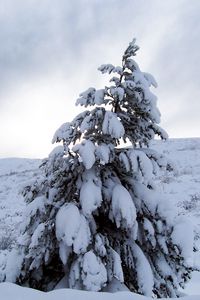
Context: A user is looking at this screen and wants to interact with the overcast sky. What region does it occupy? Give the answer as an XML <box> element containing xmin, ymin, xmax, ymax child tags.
<box><xmin>0</xmin><ymin>0</ymin><xmax>200</xmax><ymax>158</ymax></box>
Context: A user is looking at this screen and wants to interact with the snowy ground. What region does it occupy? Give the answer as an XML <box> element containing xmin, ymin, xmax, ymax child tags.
<box><xmin>0</xmin><ymin>158</ymin><xmax>41</xmax><ymax>249</ymax></box>
<box><xmin>0</xmin><ymin>138</ymin><xmax>200</xmax><ymax>298</ymax></box>
<box><xmin>0</xmin><ymin>158</ymin><xmax>41</xmax><ymax>280</ymax></box>
<box><xmin>151</xmin><ymin>138</ymin><xmax>200</xmax><ymax>249</ymax></box>
<box><xmin>151</xmin><ymin>138</ymin><xmax>200</xmax><ymax>295</ymax></box>
<box><xmin>1</xmin><ymin>282</ymin><xmax>200</xmax><ymax>300</ymax></box>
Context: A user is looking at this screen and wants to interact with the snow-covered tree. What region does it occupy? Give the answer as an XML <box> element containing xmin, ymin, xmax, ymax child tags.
<box><xmin>10</xmin><ymin>39</ymin><xmax>194</xmax><ymax>297</ymax></box>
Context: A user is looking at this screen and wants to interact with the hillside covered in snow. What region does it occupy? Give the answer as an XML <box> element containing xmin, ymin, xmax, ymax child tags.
<box><xmin>0</xmin><ymin>138</ymin><xmax>200</xmax><ymax>299</ymax></box>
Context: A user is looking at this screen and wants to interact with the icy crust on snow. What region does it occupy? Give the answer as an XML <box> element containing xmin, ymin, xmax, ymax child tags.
<box><xmin>1</xmin><ymin>282</ymin><xmax>200</xmax><ymax>300</ymax></box>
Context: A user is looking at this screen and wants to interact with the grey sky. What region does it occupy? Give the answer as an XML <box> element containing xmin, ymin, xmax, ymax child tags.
<box><xmin>0</xmin><ymin>0</ymin><xmax>200</xmax><ymax>158</ymax></box>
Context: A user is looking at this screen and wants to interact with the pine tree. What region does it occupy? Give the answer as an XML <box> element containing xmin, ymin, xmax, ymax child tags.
<box><xmin>10</xmin><ymin>39</ymin><xmax>194</xmax><ymax>297</ymax></box>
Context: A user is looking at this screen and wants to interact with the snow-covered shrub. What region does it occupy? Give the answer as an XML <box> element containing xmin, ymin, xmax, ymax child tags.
<box><xmin>6</xmin><ymin>39</ymin><xmax>194</xmax><ymax>297</ymax></box>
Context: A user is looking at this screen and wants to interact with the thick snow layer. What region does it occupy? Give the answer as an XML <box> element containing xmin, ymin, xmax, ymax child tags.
<box><xmin>56</xmin><ymin>203</ymin><xmax>81</xmax><ymax>247</ymax></box>
<box><xmin>73</xmin><ymin>140</ymin><xmax>96</xmax><ymax>169</ymax></box>
<box><xmin>81</xmin><ymin>250</ymin><xmax>107</xmax><ymax>291</ymax></box>
<box><xmin>80</xmin><ymin>169</ymin><xmax>102</xmax><ymax>216</ymax></box>
<box><xmin>111</xmin><ymin>184</ymin><xmax>136</xmax><ymax>229</ymax></box>
<box><xmin>102</xmin><ymin>111</ymin><xmax>125</xmax><ymax>139</ymax></box>
<box><xmin>95</xmin><ymin>144</ymin><xmax>113</xmax><ymax>165</ymax></box>
<box><xmin>56</xmin><ymin>204</ymin><xmax>91</xmax><ymax>255</ymax></box>
<box><xmin>0</xmin><ymin>282</ymin><xmax>200</xmax><ymax>300</ymax></box>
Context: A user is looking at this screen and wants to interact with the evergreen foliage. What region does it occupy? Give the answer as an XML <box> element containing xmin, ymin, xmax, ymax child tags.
<box><xmin>11</xmin><ymin>39</ymin><xmax>194</xmax><ymax>297</ymax></box>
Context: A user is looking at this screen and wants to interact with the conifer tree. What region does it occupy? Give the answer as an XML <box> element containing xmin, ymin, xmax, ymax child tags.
<box><xmin>10</xmin><ymin>39</ymin><xmax>194</xmax><ymax>297</ymax></box>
